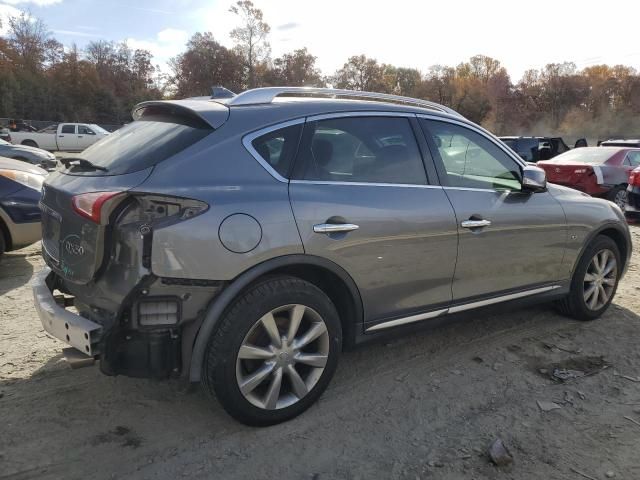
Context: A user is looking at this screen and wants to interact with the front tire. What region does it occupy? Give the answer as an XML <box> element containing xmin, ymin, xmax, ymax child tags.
<box><xmin>557</xmin><ymin>235</ymin><xmax>621</xmax><ymax>321</ymax></box>
<box><xmin>203</xmin><ymin>276</ymin><xmax>342</xmax><ymax>426</ymax></box>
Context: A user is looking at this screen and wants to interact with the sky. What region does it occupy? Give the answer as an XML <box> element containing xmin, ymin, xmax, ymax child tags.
<box><xmin>1</xmin><ymin>0</ymin><xmax>640</xmax><ymax>82</ymax></box>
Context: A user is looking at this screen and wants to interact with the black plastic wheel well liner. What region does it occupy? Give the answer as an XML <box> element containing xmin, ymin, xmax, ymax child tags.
<box><xmin>188</xmin><ymin>254</ymin><xmax>363</xmax><ymax>382</ymax></box>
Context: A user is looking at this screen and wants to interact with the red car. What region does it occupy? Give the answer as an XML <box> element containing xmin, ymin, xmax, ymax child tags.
<box><xmin>538</xmin><ymin>147</ymin><xmax>640</xmax><ymax>208</ymax></box>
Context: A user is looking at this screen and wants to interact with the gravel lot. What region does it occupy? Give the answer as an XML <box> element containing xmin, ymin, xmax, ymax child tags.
<box><xmin>1</xmin><ymin>227</ymin><xmax>640</xmax><ymax>480</ymax></box>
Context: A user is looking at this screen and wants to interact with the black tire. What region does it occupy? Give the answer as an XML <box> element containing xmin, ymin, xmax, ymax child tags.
<box><xmin>203</xmin><ymin>276</ymin><xmax>342</xmax><ymax>426</ymax></box>
<box><xmin>556</xmin><ymin>235</ymin><xmax>621</xmax><ymax>321</ymax></box>
<box><xmin>21</xmin><ymin>140</ymin><xmax>38</xmax><ymax>148</ymax></box>
<box><xmin>0</xmin><ymin>225</ymin><xmax>6</xmax><ymax>256</ymax></box>
<box><xmin>607</xmin><ymin>185</ymin><xmax>628</xmax><ymax>209</ymax></box>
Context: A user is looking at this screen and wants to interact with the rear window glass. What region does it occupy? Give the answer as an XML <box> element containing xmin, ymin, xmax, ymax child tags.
<box><xmin>61</xmin><ymin>124</ymin><xmax>76</xmax><ymax>134</ymax></box>
<box><xmin>251</xmin><ymin>124</ymin><xmax>302</xmax><ymax>178</ymax></box>
<box><xmin>547</xmin><ymin>148</ymin><xmax>617</xmax><ymax>164</ymax></box>
<box><xmin>66</xmin><ymin>112</ymin><xmax>212</xmax><ymax>175</ymax></box>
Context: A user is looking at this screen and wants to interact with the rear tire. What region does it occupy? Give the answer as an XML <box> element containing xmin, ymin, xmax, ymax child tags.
<box><xmin>556</xmin><ymin>235</ymin><xmax>621</xmax><ymax>321</ymax></box>
<box><xmin>607</xmin><ymin>186</ymin><xmax>628</xmax><ymax>209</ymax></box>
<box><xmin>22</xmin><ymin>140</ymin><xmax>38</xmax><ymax>148</ymax></box>
<box><xmin>202</xmin><ymin>276</ymin><xmax>342</xmax><ymax>426</ymax></box>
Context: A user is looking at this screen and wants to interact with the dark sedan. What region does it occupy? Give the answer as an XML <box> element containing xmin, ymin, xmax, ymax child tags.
<box><xmin>0</xmin><ymin>138</ymin><xmax>57</xmax><ymax>169</ymax></box>
<box><xmin>538</xmin><ymin>147</ymin><xmax>640</xmax><ymax>208</ymax></box>
<box><xmin>0</xmin><ymin>157</ymin><xmax>46</xmax><ymax>255</ymax></box>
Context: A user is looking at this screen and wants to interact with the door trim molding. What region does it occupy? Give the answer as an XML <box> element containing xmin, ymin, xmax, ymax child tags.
<box><xmin>365</xmin><ymin>285</ymin><xmax>561</xmax><ymax>332</ymax></box>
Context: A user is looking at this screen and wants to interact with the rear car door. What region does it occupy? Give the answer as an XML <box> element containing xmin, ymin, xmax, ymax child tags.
<box><xmin>57</xmin><ymin>124</ymin><xmax>79</xmax><ymax>151</ymax></box>
<box><xmin>419</xmin><ymin>117</ymin><xmax>567</xmax><ymax>303</ymax></box>
<box><xmin>286</xmin><ymin>113</ymin><xmax>458</xmax><ymax>330</ymax></box>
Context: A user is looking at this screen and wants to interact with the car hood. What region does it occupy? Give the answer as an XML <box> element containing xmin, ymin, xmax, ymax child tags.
<box><xmin>3</xmin><ymin>144</ymin><xmax>55</xmax><ymax>158</ymax></box>
<box><xmin>0</xmin><ymin>156</ymin><xmax>48</xmax><ymax>175</ymax></box>
<box><xmin>547</xmin><ymin>182</ymin><xmax>591</xmax><ymax>198</ymax></box>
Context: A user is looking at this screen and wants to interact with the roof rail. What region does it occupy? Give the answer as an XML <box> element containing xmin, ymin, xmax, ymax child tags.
<box><xmin>225</xmin><ymin>87</ymin><xmax>460</xmax><ymax>116</ymax></box>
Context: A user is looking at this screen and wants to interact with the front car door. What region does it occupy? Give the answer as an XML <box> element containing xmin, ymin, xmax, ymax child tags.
<box><xmin>283</xmin><ymin>113</ymin><xmax>458</xmax><ymax>330</ymax></box>
<box><xmin>57</xmin><ymin>124</ymin><xmax>79</xmax><ymax>151</ymax></box>
<box><xmin>419</xmin><ymin>117</ymin><xmax>567</xmax><ymax>304</ymax></box>
<box><xmin>77</xmin><ymin>125</ymin><xmax>96</xmax><ymax>150</ymax></box>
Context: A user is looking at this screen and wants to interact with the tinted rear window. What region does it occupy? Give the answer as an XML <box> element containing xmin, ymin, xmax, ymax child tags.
<box><xmin>66</xmin><ymin>112</ymin><xmax>212</xmax><ymax>175</ymax></box>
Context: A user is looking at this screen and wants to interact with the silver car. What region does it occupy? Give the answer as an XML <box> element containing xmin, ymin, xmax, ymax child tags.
<box><xmin>32</xmin><ymin>88</ymin><xmax>631</xmax><ymax>425</ymax></box>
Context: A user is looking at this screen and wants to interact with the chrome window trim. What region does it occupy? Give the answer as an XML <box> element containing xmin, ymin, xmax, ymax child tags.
<box><xmin>290</xmin><ymin>179</ymin><xmax>442</xmax><ymax>189</ymax></box>
<box><xmin>365</xmin><ymin>285</ymin><xmax>561</xmax><ymax>332</ymax></box>
<box><xmin>242</xmin><ymin>117</ymin><xmax>307</xmax><ymax>183</ymax></box>
<box><xmin>442</xmin><ymin>186</ymin><xmax>500</xmax><ymax>193</ymax></box>
<box><xmin>416</xmin><ymin>113</ymin><xmax>527</xmax><ymax>169</ymax></box>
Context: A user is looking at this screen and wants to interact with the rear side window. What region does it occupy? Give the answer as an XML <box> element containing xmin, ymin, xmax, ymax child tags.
<box><xmin>293</xmin><ymin>116</ymin><xmax>427</xmax><ymax>185</ymax></box>
<box><xmin>68</xmin><ymin>109</ymin><xmax>213</xmax><ymax>175</ymax></box>
<box><xmin>61</xmin><ymin>124</ymin><xmax>76</xmax><ymax>134</ymax></box>
<box><xmin>250</xmin><ymin>124</ymin><xmax>303</xmax><ymax>179</ymax></box>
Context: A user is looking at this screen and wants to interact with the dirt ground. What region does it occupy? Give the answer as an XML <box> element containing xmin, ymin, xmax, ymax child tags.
<box><xmin>1</xmin><ymin>228</ymin><xmax>640</xmax><ymax>480</ymax></box>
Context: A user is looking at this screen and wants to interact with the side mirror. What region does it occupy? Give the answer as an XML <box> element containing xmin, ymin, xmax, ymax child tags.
<box><xmin>522</xmin><ymin>166</ymin><xmax>547</xmax><ymax>193</ymax></box>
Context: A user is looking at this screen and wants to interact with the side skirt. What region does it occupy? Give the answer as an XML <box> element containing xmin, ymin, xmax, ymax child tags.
<box><xmin>363</xmin><ymin>284</ymin><xmax>566</xmax><ymax>334</ymax></box>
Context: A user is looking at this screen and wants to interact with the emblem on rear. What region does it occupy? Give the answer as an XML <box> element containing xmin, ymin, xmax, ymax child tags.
<box><xmin>61</xmin><ymin>234</ymin><xmax>85</xmax><ymax>265</ymax></box>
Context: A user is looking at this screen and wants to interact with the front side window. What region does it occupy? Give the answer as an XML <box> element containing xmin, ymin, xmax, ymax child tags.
<box><xmin>250</xmin><ymin>123</ymin><xmax>303</xmax><ymax>178</ymax></box>
<box><xmin>293</xmin><ymin>116</ymin><xmax>427</xmax><ymax>185</ymax></box>
<box><xmin>421</xmin><ymin>120</ymin><xmax>521</xmax><ymax>191</ymax></box>
<box><xmin>61</xmin><ymin>124</ymin><xmax>76</xmax><ymax>134</ymax></box>
<box><xmin>78</xmin><ymin>125</ymin><xmax>95</xmax><ymax>135</ymax></box>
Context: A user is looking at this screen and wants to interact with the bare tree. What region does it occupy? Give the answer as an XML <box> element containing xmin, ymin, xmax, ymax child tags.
<box><xmin>229</xmin><ymin>0</ymin><xmax>270</xmax><ymax>88</ymax></box>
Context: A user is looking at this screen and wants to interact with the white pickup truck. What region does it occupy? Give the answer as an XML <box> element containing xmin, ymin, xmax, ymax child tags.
<box><xmin>10</xmin><ymin>123</ymin><xmax>110</xmax><ymax>152</ymax></box>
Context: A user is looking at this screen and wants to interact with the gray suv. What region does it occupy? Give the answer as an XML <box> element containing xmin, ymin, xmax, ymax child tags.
<box><xmin>33</xmin><ymin>87</ymin><xmax>631</xmax><ymax>425</ymax></box>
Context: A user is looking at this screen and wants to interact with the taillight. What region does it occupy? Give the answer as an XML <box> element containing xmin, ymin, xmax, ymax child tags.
<box><xmin>71</xmin><ymin>191</ymin><xmax>122</xmax><ymax>223</ymax></box>
<box><xmin>630</xmin><ymin>170</ymin><xmax>640</xmax><ymax>187</ymax></box>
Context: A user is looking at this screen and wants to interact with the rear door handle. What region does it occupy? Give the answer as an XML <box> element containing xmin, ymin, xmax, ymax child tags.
<box><xmin>461</xmin><ymin>219</ymin><xmax>491</xmax><ymax>229</ymax></box>
<box><xmin>313</xmin><ymin>223</ymin><xmax>359</xmax><ymax>234</ymax></box>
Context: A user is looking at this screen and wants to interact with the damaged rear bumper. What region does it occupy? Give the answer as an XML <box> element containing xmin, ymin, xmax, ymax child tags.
<box><xmin>32</xmin><ymin>266</ymin><xmax>102</xmax><ymax>356</ymax></box>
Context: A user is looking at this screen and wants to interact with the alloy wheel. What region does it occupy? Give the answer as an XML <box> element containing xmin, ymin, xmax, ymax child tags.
<box><xmin>583</xmin><ymin>248</ymin><xmax>617</xmax><ymax>311</ymax></box>
<box><xmin>614</xmin><ymin>189</ymin><xmax>627</xmax><ymax>209</ymax></box>
<box><xmin>235</xmin><ymin>304</ymin><xmax>330</xmax><ymax>410</ymax></box>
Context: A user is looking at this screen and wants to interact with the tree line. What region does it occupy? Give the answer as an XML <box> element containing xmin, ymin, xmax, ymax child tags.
<box><xmin>2</xmin><ymin>1</ymin><xmax>639</xmax><ymax>140</ymax></box>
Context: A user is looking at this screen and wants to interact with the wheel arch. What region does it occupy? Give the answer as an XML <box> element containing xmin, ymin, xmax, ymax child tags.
<box><xmin>572</xmin><ymin>222</ymin><xmax>631</xmax><ymax>280</ymax></box>
<box><xmin>188</xmin><ymin>254</ymin><xmax>364</xmax><ymax>382</ymax></box>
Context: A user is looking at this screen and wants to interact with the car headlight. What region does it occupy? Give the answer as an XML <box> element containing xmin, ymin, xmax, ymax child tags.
<box><xmin>0</xmin><ymin>169</ymin><xmax>45</xmax><ymax>190</ymax></box>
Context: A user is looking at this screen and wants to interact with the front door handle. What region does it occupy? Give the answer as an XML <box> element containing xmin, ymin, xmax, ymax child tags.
<box><xmin>461</xmin><ymin>219</ymin><xmax>491</xmax><ymax>229</ymax></box>
<box><xmin>313</xmin><ymin>223</ymin><xmax>359</xmax><ymax>234</ymax></box>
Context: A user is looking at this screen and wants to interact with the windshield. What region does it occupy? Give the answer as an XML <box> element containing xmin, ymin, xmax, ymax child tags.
<box><xmin>546</xmin><ymin>148</ymin><xmax>618</xmax><ymax>164</ymax></box>
<box><xmin>63</xmin><ymin>113</ymin><xmax>212</xmax><ymax>175</ymax></box>
<box><xmin>90</xmin><ymin>124</ymin><xmax>109</xmax><ymax>134</ymax></box>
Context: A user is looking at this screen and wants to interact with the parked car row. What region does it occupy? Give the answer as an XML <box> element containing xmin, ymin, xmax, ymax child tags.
<box><xmin>537</xmin><ymin>147</ymin><xmax>640</xmax><ymax>208</ymax></box>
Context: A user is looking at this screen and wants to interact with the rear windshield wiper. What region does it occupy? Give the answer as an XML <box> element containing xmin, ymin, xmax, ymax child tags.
<box><xmin>60</xmin><ymin>157</ymin><xmax>108</xmax><ymax>172</ymax></box>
